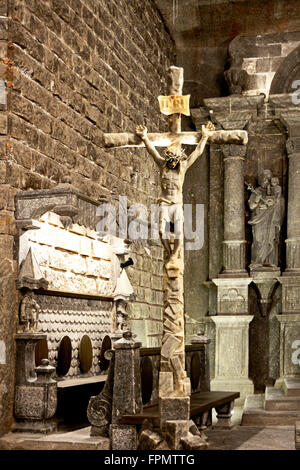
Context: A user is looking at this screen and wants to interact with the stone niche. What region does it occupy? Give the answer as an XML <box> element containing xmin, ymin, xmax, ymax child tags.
<box><xmin>13</xmin><ymin>179</ymin><xmax>135</xmax><ymax>431</ymax></box>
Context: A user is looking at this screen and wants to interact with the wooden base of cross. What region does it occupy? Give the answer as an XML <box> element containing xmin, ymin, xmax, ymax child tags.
<box><xmin>103</xmin><ymin>66</ymin><xmax>248</xmax><ymax>449</ymax></box>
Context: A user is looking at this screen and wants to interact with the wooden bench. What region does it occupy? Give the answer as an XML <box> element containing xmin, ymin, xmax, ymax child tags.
<box><xmin>120</xmin><ymin>339</ymin><xmax>240</xmax><ymax>433</ymax></box>
<box><xmin>87</xmin><ymin>332</ymin><xmax>240</xmax><ymax>442</ymax></box>
<box><xmin>121</xmin><ymin>390</ymin><xmax>239</xmax><ymax>432</ymax></box>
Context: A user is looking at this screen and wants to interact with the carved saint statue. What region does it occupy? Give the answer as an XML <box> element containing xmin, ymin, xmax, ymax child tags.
<box><xmin>247</xmin><ymin>169</ymin><xmax>285</xmax><ymax>269</ymax></box>
<box><xmin>115</xmin><ymin>299</ymin><xmax>128</xmax><ymax>333</ymax></box>
<box><xmin>135</xmin><ymin>122</ymin><xmax>215</xmax><ymax>269</ymax></box>
<box><xmin>19</xmin><ymin>291</ymin><xmax>41</xmax><ymax>332</ymax></box>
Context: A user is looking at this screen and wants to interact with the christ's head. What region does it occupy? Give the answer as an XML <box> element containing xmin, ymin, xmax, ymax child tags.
<box><xmin>164</xmin><ymin>143</ymin><xmax>186</xmax><ymax>169</ymax></box>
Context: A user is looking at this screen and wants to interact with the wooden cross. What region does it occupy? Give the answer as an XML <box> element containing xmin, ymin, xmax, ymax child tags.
<box><xmin>103</xmin><ymin>66</ymin><xmax>248</xmax><ymax>150</ymax></box>
<box><xmin>102</xmin><ymin>66</ymin><xmax>248</xmax><ymax>432</ymax></box>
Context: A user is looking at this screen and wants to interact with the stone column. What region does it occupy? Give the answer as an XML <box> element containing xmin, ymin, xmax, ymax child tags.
<box><xmin>285</xmin><ymin>136</ymin><xmax>300</xmax><ymax>274</ymax></box>
<box><xmin>221</xmin><ymin>144</ymin><xmax>248</xmax><ymax>276</ymax></box>
<box><xmin>275</xmin><ymin>118</ymin><xmax>300</xmax><ymax>389</ymax></box>
<box><xmin>110</xmin><ymin>331</ymin><xmax>142</xmax><ymax>450</ymax></box>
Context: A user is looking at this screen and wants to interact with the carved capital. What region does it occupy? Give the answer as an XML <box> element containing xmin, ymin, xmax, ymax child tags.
<box><xmin>221</xmin><ymin>144</ymin><xmax>247</xmax><ymax>159</ymax></box>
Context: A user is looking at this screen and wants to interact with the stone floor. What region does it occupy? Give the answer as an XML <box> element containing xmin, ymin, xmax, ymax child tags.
<box><xmin>206</xmin><ymin>425</ymin><xmax>295</xmax><ymax>450</ymax></box>
<box><xmin>0</xmin><ymin>407</ymin><xmax>296</xmax><ymax>451</ymax></box>
<box><xmin>207</xmin><ymin>406</ymin><xmax>296</xmax><ymax>450</ymax></box>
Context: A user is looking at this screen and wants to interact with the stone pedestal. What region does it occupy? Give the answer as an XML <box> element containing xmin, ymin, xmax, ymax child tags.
<box><xmin>275</xmin><ymin>314</ymin><xmax>300</xmax><ymax>388</ymax></box>
<box><xmin>210</xmin><ymin>315</ymin><xmax>254</xmax><ymax>402</ymax></box>
<box><xmin>109</xmin><ymin>331</ymin><xmax>142</xmax><ymax>450</ymax></box>
<box><xmin>274</xmin><ymin>274</ymin><xmax>300</xmax><ymax>388</ymax></box>
<box><xmin>221</xmin><ymin>144</ymin><xmax>248</xmax><ymax>276</ymax></box>
<box><xmin>14</xmin><ymin>333</ymin><xmax>57</xmax><ymax>433</ymax></box>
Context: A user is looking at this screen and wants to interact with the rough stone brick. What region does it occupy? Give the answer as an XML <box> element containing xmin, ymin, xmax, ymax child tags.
<box><xmin>256</xmin><ymin>58</ymin><xmax>271</xmax><ymax>73</ymax></box>
<box><xmin>0</xmin><ymin>114</ymin><xmax>7</xmax><ymax>134</ymax></box>
<box><xmin>0</xmin><ymin>0</ymin><xmax>7</xmax><ymax>17</ymax></box>
<box><xmin>0</xmin><ymin>0</ymin><xmax>173</xmax><ymax>436</ymax></box>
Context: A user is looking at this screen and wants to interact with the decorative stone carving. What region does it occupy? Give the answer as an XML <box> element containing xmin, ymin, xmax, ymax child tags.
<box><xmin>112</xmin><ymin>252</ymin><xmax>135</xmax><ymax>339</ymax></box>
<box><xmin>87</xmin><ymin>349</ymin><xmax>115</xmax><ymax>437</ymax></box>
<box><xmin>213</xmin><ymin>278</ymin><xmax>252</xmax><ymax>315</ymax></box>
<box><xmin>37</xmin><ymin>295</ymin><xmax>112</xmax><ymax>378</ymax></box>
<box><xmin>251</xmin><ymin>271</ymin><xmax>280</xmax><ymax>318</ymax></box>
<box><xmin>224</xmin><ymin>56</ymin><xmax>247</xmax><ymax>95</ymax></box>
<box><xmin>14</xmin><ymin>177</ymin><xmax>96</xmax><ymax>230</ymax></box>
<box><xmin>246</xmin><ymin>169</ymin><xmax>284</xmax><ymax>270</ymax></box>
<box><xmin>17</xmin><ymin>247</ymin><xmax>48</xmax><ymax>291</ymax></box>
<box><xmin>115</xmin><ymin>300</ymin><xmax>128</xmax><ymax>333</ymax></box>
<box><xmin>14</xmin><ymin>334</ymin><xmax>57</xmax><ymax>433</ymax></box>
<box><xmin>18</xmin><ymin>290</ymin><xmax>41</xmax><ymax>333</ymax></box>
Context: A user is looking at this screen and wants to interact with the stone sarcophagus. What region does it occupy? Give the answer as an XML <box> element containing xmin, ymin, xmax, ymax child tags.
<box><xmin>13</xmin><ymin>178</ymin><xmax>135</xmax><ymax>432</ymax></box>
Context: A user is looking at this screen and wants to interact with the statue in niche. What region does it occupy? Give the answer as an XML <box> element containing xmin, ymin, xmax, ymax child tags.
<box><xmin>19</xmin><ymin>291</ymin><xmax>41</xmax><ymax>332</ymax></box>
<box><xmin>246</xmin><ymin>169</ymin><xmax>285</xmax><ymax>269</ymax></box>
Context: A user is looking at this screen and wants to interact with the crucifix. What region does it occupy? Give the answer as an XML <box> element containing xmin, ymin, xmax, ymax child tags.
<box><xmin>103</xmin><ymin>66</ymin><xmax>248</xmax><ymax>432</ymax></box>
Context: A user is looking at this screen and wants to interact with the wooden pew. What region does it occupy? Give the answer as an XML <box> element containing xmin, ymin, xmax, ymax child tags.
<box><xmin>120</xmin><ymin>341</ymin><xmax>240</xmax><ymax>433</ymax></box>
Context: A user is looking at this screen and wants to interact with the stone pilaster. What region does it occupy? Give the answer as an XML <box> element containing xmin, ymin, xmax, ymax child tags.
<box><xmin>221</xmin><ymin>144</ymin><xmax>248</xmax><ymax>276</ymax></box>
<box><xmin>285</xmin><ymin>136</ymin><xmax>300</xmax><ymax>274</ymax></box>
<box><xmin>275</xmin><ymin>314</ymin><xmax>300</xmax><ymax>388</ymax></box>
<box><xmin>278</xmin><ymin>113</ymin><xmax>300</xmax><ymax>274</ymax></box>
<box><xmin>110</xmin><ymin>331</ymin><xmax>142</xmax><ymax>450</ymax></box>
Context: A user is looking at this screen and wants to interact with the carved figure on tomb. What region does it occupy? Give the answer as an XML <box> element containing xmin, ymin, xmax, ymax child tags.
<box><xmin>247</xmin><ymin>170</ymin><xmax>284</xmax><ymax>269</ymax></box>
<box><xmin>135</xmin><ymin>121</ymin><xmax>215</xmax><ymax>269</ymax></box>
<box><xmin>115</xmin><ymin>299</ymin><xmax>128</xmax><ymax>333</ymax></box>
<box><xmin>19</xmin><ymin>291</ymin><xmax>41</xmax><ymax>332</ymax></box>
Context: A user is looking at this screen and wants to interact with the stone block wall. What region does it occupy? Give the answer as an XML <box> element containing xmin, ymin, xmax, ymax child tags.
<box><xmin>0</xmin><ymin>0</ymin><xmax>174</xmax><ymax>435</ymax></box>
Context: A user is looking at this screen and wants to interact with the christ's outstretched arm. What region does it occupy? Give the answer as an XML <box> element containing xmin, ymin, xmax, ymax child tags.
<box><xmin>136</xmin><ymin>125</ymin><xmax>165</xmax><ymax>167</ymax></box>
<box><xmin>185</xmin><ymin>122</ymin><xmax>215</xmax><ymax>170</ymax></box>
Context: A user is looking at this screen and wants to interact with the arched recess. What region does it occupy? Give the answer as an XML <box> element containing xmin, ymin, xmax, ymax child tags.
<box><xmin>270</xmin><ymin>45</ymin><xmax>300</xmax><ymax>94</ymax></box>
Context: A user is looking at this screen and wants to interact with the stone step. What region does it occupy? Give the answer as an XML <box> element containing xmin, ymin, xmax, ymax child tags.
<box><xmin>0</xmin><ymin>427</ymin><xmax>110</xmax><ymax>450</ymax></box>
<box><xmin>241</xmin><ymin>394</ymin><xmax>300</xmax><ymax>427</ymax></box>
<box><xmin>265</xmin><ymin>386</ymin><xmax>300</xmax><ymax>411</ymax></box>
<box><xmin>283</xmin><ymin>379</ymin><xmax>300</xmax><ymax>397</ymax></box>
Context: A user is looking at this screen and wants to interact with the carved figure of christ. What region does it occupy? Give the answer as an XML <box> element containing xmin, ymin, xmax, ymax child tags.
<box><xmin>135</xmin><ymin>122</ymin><xmax>215</xmax><ymax>269</ymax></box>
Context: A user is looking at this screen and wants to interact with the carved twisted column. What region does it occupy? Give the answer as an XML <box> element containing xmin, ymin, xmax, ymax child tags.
<box><xmin>221</xmin><ymin>144</ymin><xmax>248</xmax><ymax>276</ymax></box>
